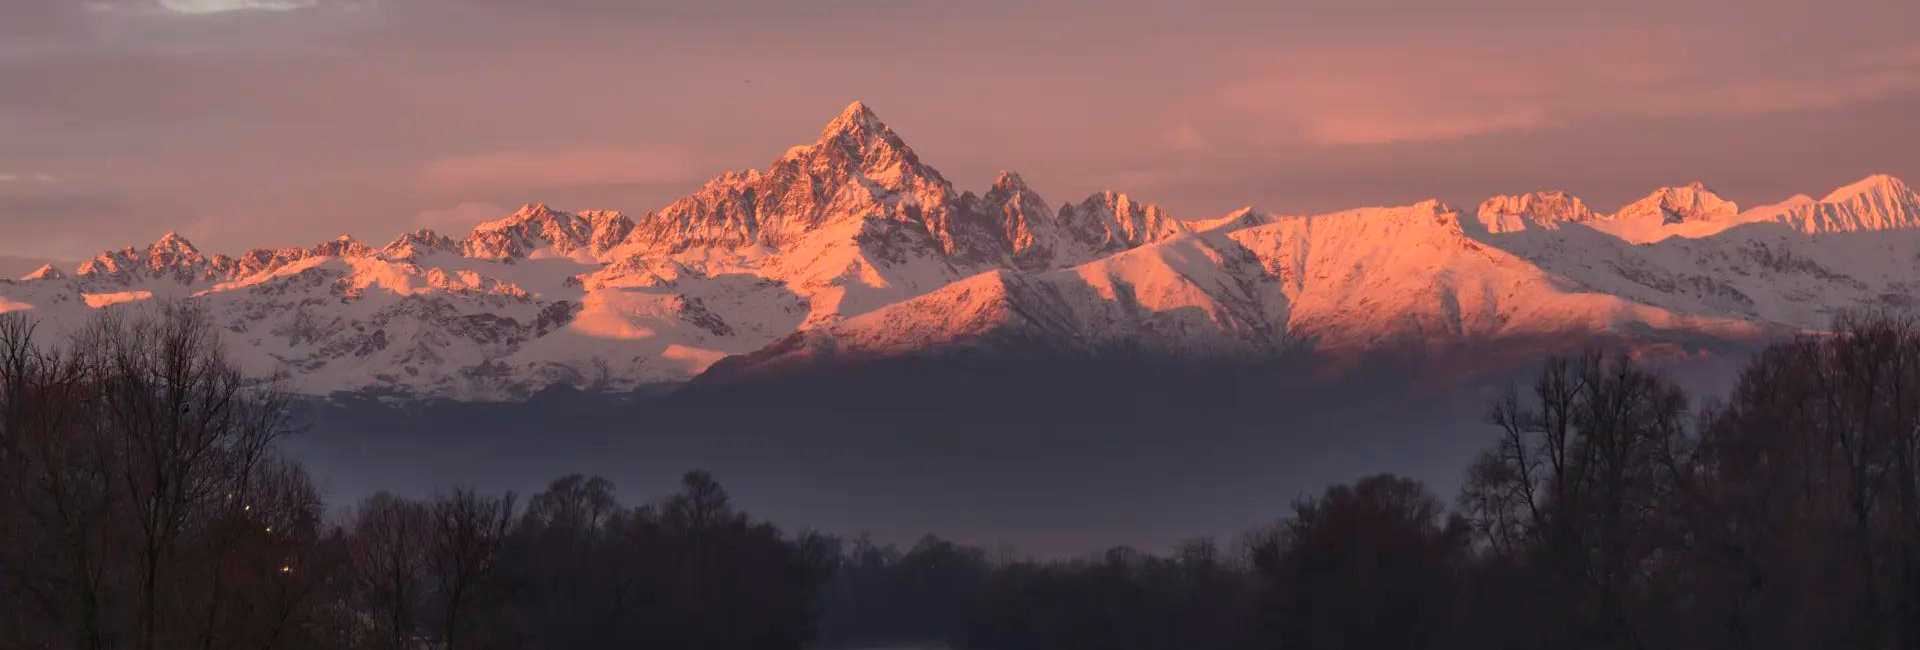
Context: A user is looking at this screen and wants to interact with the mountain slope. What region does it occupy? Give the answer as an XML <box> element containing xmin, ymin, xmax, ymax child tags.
<box><xmin>704</xmin><ymin>200</ymin><xmax>1774</xmax><ymax>383</ymax></box>
<box><xmin>1481</xmin><ymin>173</ymin><xmax>1920</xmax><ymax>329</ymax></box>
<box><xmin>0</xmin><ymin>102</ymin><xmax>1912</xmax><ymax>400</ymax></box>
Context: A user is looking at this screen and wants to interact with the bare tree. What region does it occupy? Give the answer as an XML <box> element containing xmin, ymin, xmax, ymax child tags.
<box><xmin>427</xmin><ymin>487</ymin><xmax>516</xmax><ymax>650</ymax></box>
<box><xmin>349</xmin><ymin>492</ymin><xmax>430</xmax><ymax>650</ymax></box>
<box><xmin>1460</xmin><ymin>350</ymin><xmax>1688</xmax><ymax>648</ymax></box>
<box><xmin>1690</xmin><ymin>310</ymin><xmax>1920</xmax><ymax>648</ymax></box>
<box><xmin>74</xmin><ymin>304</ymin><xmax>294</xmax><ymax>650</ymax></box>
<box><xmin>1250</xmin><ymin>474</ymin><xmax>1469</xmax><ymax>650</ymax></box>
<box><xmin>0</xmin><ymin>313</ymin><xmax>117</xmax><ymax>650</ymax></box>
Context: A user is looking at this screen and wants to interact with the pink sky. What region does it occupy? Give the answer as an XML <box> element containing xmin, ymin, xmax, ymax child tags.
<box><xmin>3</xmin><ymin>0</ymin><xmax>1918</xmax><ymax>259</ymax></box>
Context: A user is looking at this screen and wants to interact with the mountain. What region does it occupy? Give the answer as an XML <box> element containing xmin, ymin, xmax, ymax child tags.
<box><xmin>0</xmin><ymin>102</ymin><xmax>1913</xmax><ymax>400</ymax></box>
<box><xmin>1760</xmin><ymin>174</ymin><xmax>1920</xmax><ymax>234</ymax></box>
<box><xmin>1475</xmin><ymin>182</ymin><xmax>1753</xmax><ymax>243</ymax></box>
<box><xmin>2</xmin><ymin>256</ymin><xmax>72</xmax><ymax>281</ymax></box>
<box><xmin>1479</xmin><ymin>175</ymin><xmax>1920</xmax><ymax>329</ymax></box>
<box><xmin>707</xmin><ymin>199</ymin><xmax>1768</xmax><ymax>384</ymax></box>
<box><xmin>462</xmin><ymin>203</ymin><xmax>632</xmax><ymax>261</ymax></box>
<box><xmin>1474</xmin><ymin>190</ymin><xmax>1599</xmax><ymax>234</ymax></box>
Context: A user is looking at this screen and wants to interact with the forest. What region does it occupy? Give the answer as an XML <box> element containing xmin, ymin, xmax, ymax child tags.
<box><xmin>2</xmin><ymin>305</ymin><xmax>1918</xmax><ymax>650</ymax></box>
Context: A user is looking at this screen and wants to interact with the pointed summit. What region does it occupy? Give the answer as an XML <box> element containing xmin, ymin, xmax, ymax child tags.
<box><xmin>1764</xmin><ymin>173</ymin><xmax>1920</xmax><ymax>234</ymax></box>
<box><xmin>21</xmin><ymin>263</ymin><xmax>64</xmax><ymax>281</ymax></box>
<box><xmin>65</xmin><ymin>229</ymin><xmax>219</xmax><ymax>283</ymax></box>
<box><xmin>1822</xmin><ymin>173</ymin><xmax>1911</xmax><ymax>203</ymax></box>
<box><xmin>312</xmin><ymin>234</ymin><xmax>373</xmax><ymax>258</ymax></box>
<box><xmin>474</xmin><ymin>203</ymin><xmax>559</xmax><ymax>233</ymax></box>
<box><xmin>821</xmin><ymin>100</ymin><xmax>886</xmax><ymax>139</ymax></box>
<box><xmin>144</xmin><ymin>231</ymin><xmax>208</xmax><ymax>274</ymax></box>
<box><xmin>381</xmin><ymin>228</ymin><xmax>457</xmax><ymax>260</ymax></box>
<box><xmin>1058</xmin><ymin>191</ymin><xmax>1187</xmax><ymax>253</ymax></box>
<box><xmin>1616</xmin><ymin>182</ymin><xmax>1738</xmax><ymax>225</ymax></box>
<box><xmin>990</xmin><ymin>171</ymin><xmax>1032</xmax><ymax>194</ymax></box>
<box><xmin>801</xmin><ymin>100</ymin><xmax>921</xmax><ymax>171</ymax></box>
<box><xmin>1477</xmin><ymin>190</ymin><xmax>1597</xmax><ymax>234</ymax></box>
<box><xmin>1188</xmin><ymin>205</ymin><xmax>1269</xmax><ymax>234</ymax></box>
<box><xmin>150</xmin><ymin>230</ymin><xmax>201</xmax><ymax>255</ymax></box>
<box><xmin>508</xmin><ymin>202</ymin><xmax>559</xmax><ymax>222</ymax></box>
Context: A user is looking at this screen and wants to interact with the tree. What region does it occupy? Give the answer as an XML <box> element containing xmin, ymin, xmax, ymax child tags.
<box><xmin>348</xmin><ymin>492</ymin><xmax>430</xmax><ymax>650</ymax></box>
<box><xmin>1459</xmin><ymin>351</ymin><xmax>1688</xmax><ymax>648</ymax></box>
<box><xmin>426</xmin><ymin>487</ymin><xmax>516</xmax><ymax>650</ymax></box>
<box><xmin>505</xmin><ymin>474</ymin><xmax>625</xmax><ymax>647</ymax></box>
<box><xmin>0</xmin><ymin>312</ymin><xmax>116</xmax><ymax>650</ymax></box>
<box><xmin>75</xmin><ymin>305</ymin><xmax>294</xmax><ymax>650</ymax></box>
<box><xmin>1687</xmin><ymin>310</ymin><xmax>1920</xmax><ymax>648</ymax></box>
<box><xmin>0</xmin><ymin>306</ymin><xmax>314</xmax><ymax>650</ymax></box>
<box><xmin>1251</xmin><ymin>474</ymin><xmax>1469</xmax><ymax>650</ymax></box>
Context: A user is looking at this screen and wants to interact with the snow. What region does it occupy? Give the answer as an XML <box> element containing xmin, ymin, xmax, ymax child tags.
<box><xmin>20</xmin><ymin>264</ymin><xmax>64</xmax><ymax>281</ymax></box>
<box><xmin>1</xmin><ymin>99</ymin><xmax>1912</xmax><ymax>400</ymax></box>
<box><xmin>82</xmin><ymin>290</ymin><xmax>156</xmax><ymax>308</ymax></box>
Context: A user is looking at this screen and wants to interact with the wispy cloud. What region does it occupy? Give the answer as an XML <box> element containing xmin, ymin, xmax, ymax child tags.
<box><xmin>414</xmin><ymin>201</ymin><xmax>508</xmax><ymax>232</ymax></box>
<box><xmin>419</xmin><ymin>147</ymin><xmax>698</xmax><ymax>190</ymax></box>
<box><xmin>1163</xmin><ymin>123</ymin><xmax>1210</xmax><ymax>152</ymax></box>
<box><xmin>0</xmin><ymin>172</ymin><xmax>59</xmax><ymax>183</ymax></box>
<box><xmin>156</xmin><ymin>0</ymin><xmax>319</xmax><ymax>14</ymax></box>
<box><xmin>1218</xmin><ymin>41</ymin><xmax>1920</xmax><ymax>147</ymax></box>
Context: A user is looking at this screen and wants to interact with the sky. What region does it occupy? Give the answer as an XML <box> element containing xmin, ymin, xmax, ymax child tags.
<box><xmin>4</xmin><ymin>0</ymin><xmax>1920</xmax><ymax>261</ymax></box>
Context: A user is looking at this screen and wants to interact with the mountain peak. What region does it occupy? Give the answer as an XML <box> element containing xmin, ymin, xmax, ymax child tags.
<box><xmin>474</xmin><ymin>203</ymin><xmax>561</xmax><ymax>233</ymax></box>
<box><xmin>992</xmin><ymin>170</ymin><xmax>1031</xmax><ymax>192</ymax></box>
<box><xmin>783</xmin><ymin>100</ymin><xmax>929</xmax><ymax>178</ymax></box>
<box><xmin>1618</xmin><ymin>182</ymin><xmax>1738</xmax><ymax>224</ymax></box>
<box><xmin>21</xmin><ymin>263</ymin><xmax>63</xmax><ymax>281</ymax></box>
<box><xmin>822</xmin><ymin>100</ymin><xmax>885</xmax><ymax>138</ymax></box>
<box><xmin>151</xmin><ymin>230</ymin><xmax>198</xmax><ymax>252</ymax></box>
<box><xmin>381</xmin><ymin>228</ymin><xmax>456</xmax><ymax>259</ymax></box>
<box><xmin>1414</xmin><ymin>198</ymin><xmax>1458</xmax><ymax>216</ymax></box>
<box><xmin>1822</xmin><ymin>173</ymin><xmax>1911</xmax><ymax>203</ymax></box>
<box><xmin>513</xmin><ymin>202</ymin><xmax>556</xmax><ymax>218</ymax></box>
<box><xmin>1476</xmin><ymin>190</ymin><xmax>1597</xmax><ymax>234</ymax></box>
<box><xmin>1758</xmin><ymin>173</ymin><xmax>1920</xmax><ymax>234</ymax></box>
<box><xmin>312</xmin><ymin>234</ymin><xmax>373</xmax><ymax>258</ymax></box>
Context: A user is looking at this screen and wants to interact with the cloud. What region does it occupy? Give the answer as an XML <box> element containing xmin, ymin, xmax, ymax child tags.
<box><xmin>1302</xmin><ymin>107</ymin><xmax>1552</xmax><ymax>147</ymax></box>
<box><xmin>155</xmin><ymin>0</ymin><xmax>318</xmax><ymax>14</ymax></box>
<box><xmin>415</xmin><ymin>201</ymin><xmax>508</xmax><ymax>232</ymax></box>
<box><xmin>1218</xmin><ymin>47</ymin><xmax>1568</xmax><ymax>146</ymax></box>
<box><xmin>1163</xmin><ymin>123</ymin><xmax>1210</xmax><ymax>152</ymax></box>
<box><xmin>1626</xmin><ymin>72</ymin><xmax>1920</xmax><ymax>119</ymax></box>
<box><xmin>0</xmin><ymin>172</ymin><xmax>59</xmax><ymax>183</ymax></box>
<box><xmin>419</xmin><ymin>146</ymin><xmax>698</xmax><ymax>190</ymax></box>
<box><xmin>1217</xmin><ymin>41</ymin><xmax>1920</xmax><ymax>147</ymax></box>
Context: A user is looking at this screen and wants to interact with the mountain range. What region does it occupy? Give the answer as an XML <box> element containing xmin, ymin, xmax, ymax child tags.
<box><xmin>3</xmin><ymin>101</ymin><xmax>1917</xmax><ymax>400</ymax></box>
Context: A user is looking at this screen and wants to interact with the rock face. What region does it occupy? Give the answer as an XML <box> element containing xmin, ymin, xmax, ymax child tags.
<box><xmin>1475</xmin><ymin>191</ymin><xmax>1598</xmax><ymax>234</ymax></box>
<box><xmin>461</xmin><ymin>204</ymin><xmax>633</xmax><ymax>261</ymax></box>
<box><xmin>2</xmin><ymin>101</ymin><xmax>1916</xmax><ymax>400</ymax></box>
<box><xmin>1617</xmin><ymin>182</ymin><xmax>1740</xmax><ymax>226</ymax></box>
<box><xmin>617</xmin><ymin>102</ymin><xmax>979</xmax><ymax>258</ymax></box>
<box><xmin>1764</xmin><ymin>175</ymin><xmax>1920</xmax><ymax>234</ymax></box>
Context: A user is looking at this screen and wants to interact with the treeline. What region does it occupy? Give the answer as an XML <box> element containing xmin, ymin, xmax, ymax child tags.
<box><xmin>816</xmin><ymin>311</ymin><xmax>1920</xmax><ymax>650</ymax></box>
<box><xmin>0</xmin><ymin>307</ymin><xmax>833</xmax><ymax>650</ymax></box>
<box><xmin>3</xmin><ymin>306</ymin><xmax>1918</xmax><ymax>649</ymax></box>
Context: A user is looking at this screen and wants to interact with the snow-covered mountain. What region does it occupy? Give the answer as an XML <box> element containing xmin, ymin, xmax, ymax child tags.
<box><xmin>2</xmin><ymin>101</ymin><xmax>1915</xmax><ymax>399</ymax></box>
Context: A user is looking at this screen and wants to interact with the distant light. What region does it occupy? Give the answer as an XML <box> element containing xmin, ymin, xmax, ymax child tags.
<box><xmin>279</xmin><ymin>565</ymin><xmax>292</xmax><ymax>574</ymax></box>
